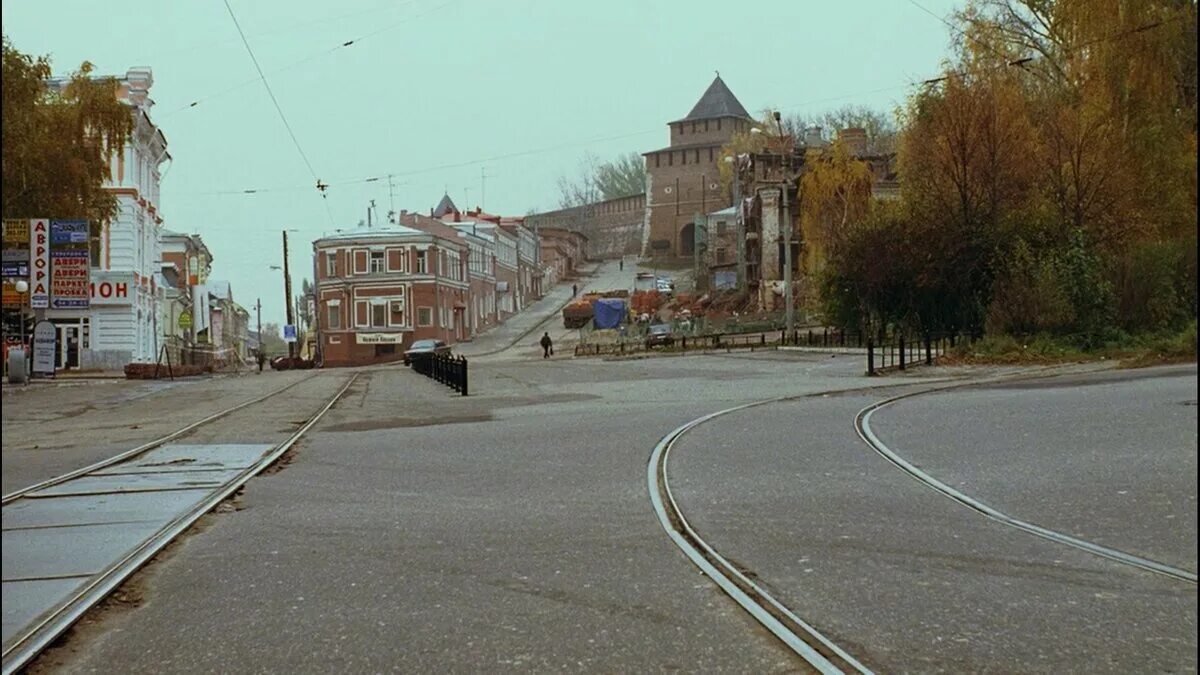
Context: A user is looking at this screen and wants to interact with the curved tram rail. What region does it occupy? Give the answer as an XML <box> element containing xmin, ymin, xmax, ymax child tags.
<box><xmin>649</xmin><ymin>402</ymin><xmax>874</xmax><ymax>675</ymax></box>
<box><xmin>1</xmin><ymin>373</ymin><xmax>360</xmax><ymax>674</ymax></box>
<box><xmin>855</xmin><ymin>390</ymin><xmax>1198</xmax><ymax>585</ymax></box>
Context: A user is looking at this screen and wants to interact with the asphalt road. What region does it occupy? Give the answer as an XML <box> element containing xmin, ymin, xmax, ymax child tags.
<box><xmin>37</xmin><ymin>351</ymin><xmax>940</xmax><ymax>673</ymax></box>
<box><xmin>667</xmin><ymin>366</ymin><xmax>1198</xmax><ymax>672</ymax></box>
<box><xmin>869</xmin><ymin>364</ymin><xmax>1199</xmax><ymax>570</ymax></box>
<box><xmin>15</xmin><ymin>344</ymin><xmax>1195</xmax><ymax>672</ymax></box>
<box><xmin>0</xmin><ymin>370</ymin><xmax>316</xmax><ymax>495</ymax></box>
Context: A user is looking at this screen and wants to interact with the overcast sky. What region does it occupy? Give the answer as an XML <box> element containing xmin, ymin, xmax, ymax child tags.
<box><xmin>2</xmin><ymin>0</ymin><xmax>961</xmax><ymax>327</ymax></box>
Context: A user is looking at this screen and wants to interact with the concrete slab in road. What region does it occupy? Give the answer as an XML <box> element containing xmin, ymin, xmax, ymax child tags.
<box><xmin>2</xmin><ymin>578</ymin><xmax>89</xmax><ymax>647</ymax></box>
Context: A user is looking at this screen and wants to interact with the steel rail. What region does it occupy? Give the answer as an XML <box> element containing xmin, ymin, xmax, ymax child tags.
<box><xmin>855</xmin><ymin>390</ymin><xmax>1198</xmax><ymax>585</ymax></box>
<box><xmin>1</xmin><ymin>372</ymin><xmax>359</xmax><ymax>674</ymax></box>
<box><xmin>2</xmin><ymin>372</ymin><xmax>321</xmax><ymax>505</ymax></box>
<box><xmin>649</xmin><ymin>401</ymin><xmax>875</xmax><ymax>675</ymax></box>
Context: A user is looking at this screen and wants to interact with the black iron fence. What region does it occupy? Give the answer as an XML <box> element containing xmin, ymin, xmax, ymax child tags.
<box><xmin>865</xmin><ymin>332</ymin><xmax>975</xmax><ymax>376</ymax></box>
<box><xmin>779</xmin><ymin>327</ymin><xmax>867</xmax><ymax>348</ymax></box>
<box><xmin>411</xmin><ymin>352</ymin><xmax>469</xmax><ymax>395</ymax></box>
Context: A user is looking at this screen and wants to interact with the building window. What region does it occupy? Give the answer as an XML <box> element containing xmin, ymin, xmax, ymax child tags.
<box><xmin>681</xmin><ymin>151</ymin><xmax>686</xmax><ymax>165</ymax></box>
<box><xmin>708</xmin><ymin>148</ymin><xmax>714</xmax><ymax>162</ymax></box>
<box><xmin>668</xmin><ymin>152</ymin><xmax>674</xmax><ymax>167</ymax></box>
<box><xmin>371</xmin><ymin>303</ymin><xmax>387</xmax><ymax>327</ymax></box>
<box><xmin>704</xmin><ymin>120</ymin><xmax>710</xmax><ymax>132</ymax></box>
<box><xmin>416</xmin><ymin>250</ymin><xmax>428</xmax><ymax>274</ymax></box>
<box><xmin>353</xmin><ymin>250</ymin><xmax>368</xmax><ymax>274</ymax></box>
<box><xmin>390</xmin><ymin>300</ymin><xmax>405</xmax><ymax>326</ymax></box>
<box><xmin>370</xmin><ymin>251</ymin><xmax>385</xmax><ymax>273</ymax></box>
<box><xmin>355</xmin><ymin>300</ymin><xmax>369</xmax><ymax>327</ymax></box>
<box><xmin>418</xmin><ymin>307</ymin><xmax>433</xmax><ymax>326</ymax></box>
<box><xmin>325</xmin><ymin>252</ymin><xmax>336</xmax><ymax>277</ymax></box>
<box><xmin>326</xmin><ymin>302</ymin><xmax>341</xmax><ymax>329</ymax></box>
<box><xmin>692</xmin><ymin>121</ymin><xmax>698</xmax><ymax>133</ymax></box>
<box><xmin>717</xmin><ymin>119</ymin><xmax>722</xmax><ymax>131</ymax></box>
<box><xmin>328</xmin><ymin>335</ymin><xmax>341</xmax><ymax>344</ymax></box>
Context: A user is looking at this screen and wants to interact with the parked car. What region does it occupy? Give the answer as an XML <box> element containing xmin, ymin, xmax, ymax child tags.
<box><xmin>403</xmin><ymin>339</ymin><xmax>450</xmax><ymax>366</ymax></box>
<box><xmin>645</xmin><ymin>324</ymin><xmax>675</xmax><ymax>348</ymax></box>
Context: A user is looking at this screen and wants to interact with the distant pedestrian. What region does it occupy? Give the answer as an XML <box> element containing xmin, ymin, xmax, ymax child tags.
<box><xmin>540</xmin><ymin>332</ymin><xmax>553</xmax><ymax>359</ymax></box>
<box><xmin>572</xmin><ymin>284</ymin><xmax>578</xmax><ymax>297</ymax></box>
<box><xmin>256</xmin><ymin>350</ymin><xmax>266</xmax><ymax>372</ymax></box>
<box><xmin>619</xmin><ymin>259</ymin><xmax>624</xmax><ymax>271</ymax></box>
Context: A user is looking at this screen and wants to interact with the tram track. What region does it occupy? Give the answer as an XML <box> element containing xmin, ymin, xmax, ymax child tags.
<box><xmin>855</xmin><ymin>388</ymin><xmax>1198</xmax><ymax>585</ymax></box>
<box><xmin>1</xmin><ymin>372</ymin><xmax>322</xmax><ymax>506</ymax></box>
<box><xmin>649</xmin><ymin>399</ymin><xmax>876</xmax><ymax>675</ymax></box>
<box><xmin>645</xmin><ymin>363</ymin><xmax>1186</xmax><ymax>673</ymax></box>
<box><xmin>1</xmin><ymin>372</ymin><xmax>359</xmax><ymax>675</ymax></box>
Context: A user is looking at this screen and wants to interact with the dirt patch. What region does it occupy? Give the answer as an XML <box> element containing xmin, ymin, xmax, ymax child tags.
<box><xmin>322</xmin><ymin>412</ymin><xmax>493</xmax><ymax>432</ymax></box>
<box><xmin>260</xmin><ymin>446</ymin><xmax>299</xmax><ymax>476</ymax></box>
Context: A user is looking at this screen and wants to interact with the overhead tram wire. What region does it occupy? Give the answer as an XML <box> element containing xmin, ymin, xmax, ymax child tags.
<box><xmin>223</xmin><ymin>0</ymin><xmax>334</xmax><ymax>226</ymax></box>
<box><xmin>170</xmin><ymin>12</ymin><xmax>1180</xmax><ymax>202</ymax></box>
<box><xmin>164</xmin><ymin>0</ymin><xmax>458</xmax><ymax>119</ymax></box>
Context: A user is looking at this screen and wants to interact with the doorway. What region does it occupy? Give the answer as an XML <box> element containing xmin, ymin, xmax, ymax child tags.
<box><xmin>57</xmin><ymin>324</ymin><xmax>80</xmax><ymax>369</ymax></box>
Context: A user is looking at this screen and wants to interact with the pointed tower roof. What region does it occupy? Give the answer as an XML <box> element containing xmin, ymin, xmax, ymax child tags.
<box><xmin>432</xmin><ymin>193</ymin><xmax>459</xmax><ymax>218</ymax></box>
<box><xmin>676</xmin><ymin>75</ymin><xmax>751</xmax><ymax>123</ymax></box>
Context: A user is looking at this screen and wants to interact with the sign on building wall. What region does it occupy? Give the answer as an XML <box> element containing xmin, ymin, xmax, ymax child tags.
<box><xmin>3</xmin><ymin>219</ymin><xmax>29</xmax><ymax>245</ymax></box>
<box><xmin>283</xmin><ymin>324</ymin><xmax>297</xmax><ymax>343</ymax></box>
<box><xmin>356</xmin><ymin>333</ymin><xmax>404</xmax><ymax>344</ymax></box>
<box><xmin>50</xmin><ymin>220</ymin><xmax>89</xmax><ymax>246</ymax></box>
<box><xmin>89</xmin><ymin>272</ymin><xmax>135</xmax><ymax>305</ymax></box>
<box><xmin>29</xmin><ymin>218</ymin><xmax>50</xmax><ymax>308</ymax></box>
<box><xmin>51</xmin><ymin>249</ymin><xmax>90</xmax><ymax>309</ymax></box>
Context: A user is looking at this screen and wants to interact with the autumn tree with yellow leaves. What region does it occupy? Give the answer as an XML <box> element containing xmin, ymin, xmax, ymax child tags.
<box><xmin>2</xmin><ymin>37</ymin><xmax>134</xmax><ymax>226</ymax></box>
<box><xmin>816</xmin><ymin>0</ymin><xmax>1197</xmax><ymax>346</ymax></box>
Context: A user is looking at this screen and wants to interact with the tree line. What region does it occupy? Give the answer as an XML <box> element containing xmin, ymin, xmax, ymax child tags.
<box><xmin>806</xmin><ymin>0</ymin><xmax>1197</xmax><ymax>348</ymax></box>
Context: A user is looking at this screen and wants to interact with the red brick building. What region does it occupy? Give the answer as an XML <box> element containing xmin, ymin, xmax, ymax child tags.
<box><xmin>312</xmin><ymin>224</ymin><xmax>469</xmax><ymax>368</ymax></box>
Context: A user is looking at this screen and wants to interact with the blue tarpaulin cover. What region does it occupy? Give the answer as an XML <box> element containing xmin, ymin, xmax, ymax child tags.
<box><xmin>592</xmin><ymin>298</ymin><xmax>627</xmax><ymax>329</ymax></box>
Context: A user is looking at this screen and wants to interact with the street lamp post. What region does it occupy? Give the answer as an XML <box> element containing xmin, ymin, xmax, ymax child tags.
<box><xmin>15</xmin><ymin>280</ymin><xmax>29</xmax><ymax>345</ymax></box>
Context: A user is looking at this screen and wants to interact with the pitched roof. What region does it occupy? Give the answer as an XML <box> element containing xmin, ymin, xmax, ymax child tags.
<box><xmin>432</xmin><ymin>193</ymin><xmax>459</xmax><ymax>218</ymax></box>
<box><xmin>677</xmin><ymin>75</ymin><xmax>751</xmax><ymax>122</ymax></box>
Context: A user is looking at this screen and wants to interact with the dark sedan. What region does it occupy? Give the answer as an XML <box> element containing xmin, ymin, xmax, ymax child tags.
<box><xmin>645</xmin><ymin>324</ymin><xmax>675</xmax><ymax>348</ymax></box>
<box><xmin>403</xmin><ymin>339</ymin><xmax>450</xmax><ymax>366</ymax></box>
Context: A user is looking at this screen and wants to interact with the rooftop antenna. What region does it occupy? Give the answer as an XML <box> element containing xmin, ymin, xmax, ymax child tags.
<box><xmin>387</xmin><ymin>174</ymin><xmax>397</xmax><ymax>224</ymax></box>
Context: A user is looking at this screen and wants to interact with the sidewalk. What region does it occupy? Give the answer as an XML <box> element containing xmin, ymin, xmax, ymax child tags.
<box><xmin>456</xmin><ymin>263</ymin><xmax>603</xmax><ymax>357</ymax></box>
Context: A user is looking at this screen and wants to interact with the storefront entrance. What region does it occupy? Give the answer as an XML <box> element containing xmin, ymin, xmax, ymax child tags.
<box><xmin>57</xmin><ymin>324</ymin><xmax>81</xmax><ymax>369</ymax></box>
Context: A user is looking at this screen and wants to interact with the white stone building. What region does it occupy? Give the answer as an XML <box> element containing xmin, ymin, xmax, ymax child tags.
<box><xmin>43</xmin><ymin>68</ymin><xmax>170</xmax><ymax>369</ymax></box>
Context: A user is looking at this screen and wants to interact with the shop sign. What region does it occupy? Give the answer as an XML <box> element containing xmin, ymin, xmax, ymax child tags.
<box><xmin>356</xmin><ymin>332</ymin><xmax>404</xmax><ymax>344</ymax></box>
<box><xmin>2</xmin><ymin>261</ymin><xmax>29</xmax><ymax>278</ymax></box>
<box><xmin>51</xmin><ymin>250</ymin><xmax>90</xmax><ymax>309</ymax></box>
<box><xmin>29</xmin><ymin>218</ymin><xmax>50</xmax><ymax>308</ymax></box>
<box><xmin>2</xmin><ymin>280</ymin><xmax>29</xmax><ymax>308</ymax></box>
<box><xmin>89</xmin><ymin>272</ymin><xmax>135</xmax><ymax>305</ymax></box>
<box><xmin>50</xmin><ymin>220</ymin><xmax>89</xmax><ymax>246</ymax></box>
<box><xmin>3</xmin><ymin>219</ymin><xmax>30</xmax><ymax>245</ymax></box>
<box><xmin>32</xmin><ymin>320</ymin><xmax>56</xmax><ymax>377</ymax></box>
<box><xmin>2</xmin><ymin>249</ymin><xmax>30</xmax><ymax>262</ymax></box>
<box><xmin>178</xmin><ymin>311</ymin><xmax>193</xmax><ymax>329</ymax></box>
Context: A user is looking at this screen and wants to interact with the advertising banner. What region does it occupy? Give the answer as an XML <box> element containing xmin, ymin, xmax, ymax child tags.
<box><xmin>51</xmin><ymin>249</ymin><xmax>90</xmax><ymax>309</ymax></box>
<box><xmin>89</xmin><ymin>271</ymin><xmax>135</xmax><ymax>305</ymax></box>
<box><xmin>50</xmin><ymin>220</ymin><xmax>89</xmax><ymax>246</ymax></box>
<box><xmin>32</xmin><ymin>320</ymin><xmax>56</xmax><ymax>376</ymax></box>
<box><xmin>2</xmin><ymin>261</ymin><xmax>30</xmax><ymax>278</ymax></box>
<box><xmin>2</xmin><ymin>280</ymin><xmax>29</xmax><ymax>308</ymax></box>
<box><xmin>29</xmin><ymin>218</ymin><xmax>50</xmax><ymax>308</ymax></box>
<box><xmin>3</xmin><ymin>219</ymin><xmax>29</xmax><ymax>245</ymax></box>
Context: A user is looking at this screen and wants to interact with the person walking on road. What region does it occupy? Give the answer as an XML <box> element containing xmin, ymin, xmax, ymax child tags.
<box><xmin>540</xmin><ymin>332</ymin><xmax>554</xmax><ymax>359</ymax></box>
<box><xmin>572</xmin><ymin>284</ymin><xmax>578</xmax><ymax>298</ymax></box>
<box><xmin>256</xmin><ymin>349</ymin><xmax>266</xmax><ymax>373</ymax></box>
<box><xmin>619</xmin><ymin>259</ymin><xmax>623</xmax><ymax>271</ymax></box>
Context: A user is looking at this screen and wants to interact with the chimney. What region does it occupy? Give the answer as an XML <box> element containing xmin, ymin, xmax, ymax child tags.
<box><xmin>838</xmin><ymin>127</ymin><xmax>869</xmax><ymax>157</ymax></box>
<box><xmin>400</xmin><ymin>209</ymin><xmax>409</xmax><ymax>217</ymax></box>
